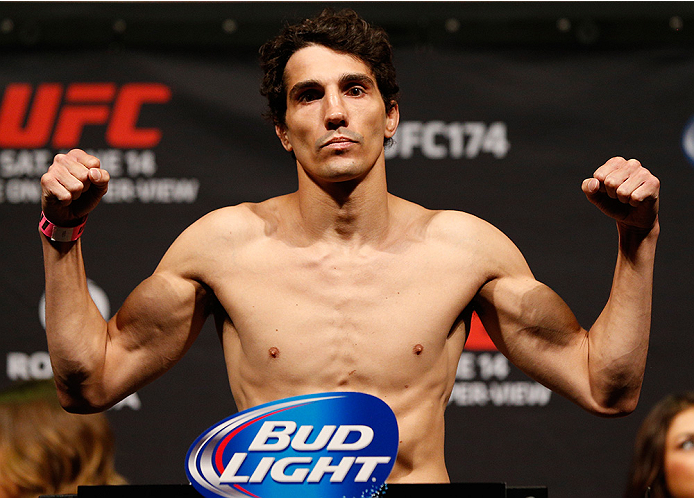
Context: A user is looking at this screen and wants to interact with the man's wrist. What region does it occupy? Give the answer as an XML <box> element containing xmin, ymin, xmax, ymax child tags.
<box><xmin>39</xmin><ymin>212</ymin><xmax>88</xmax><ymax>242</ymax></box>
<box><xmin>617</xmin><ymin>217</ymin><xmax>660</xmax><ymax>241</ymax></box>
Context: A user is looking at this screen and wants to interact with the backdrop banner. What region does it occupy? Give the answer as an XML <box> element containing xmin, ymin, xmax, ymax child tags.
<box><xmin>1</xmin><ymin>15</ymin><xmax>693</xmax><ymax>498</ymax></box>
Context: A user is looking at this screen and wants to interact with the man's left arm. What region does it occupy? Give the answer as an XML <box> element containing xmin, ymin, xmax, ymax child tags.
<box><xmin>579</xmin><ymin>156</ymin><xmax>660</xmax><ymax>413</ymax></box>
<box><xmin>475</xmin><ymin>157</ymin><xmax>659</xmax><ymax>417</ymax></box>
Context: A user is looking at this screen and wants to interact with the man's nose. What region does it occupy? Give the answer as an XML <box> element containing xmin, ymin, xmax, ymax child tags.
<box><xmin>324</xmin><ymin>93</ymin><xmax>347</xmax><ymax>129</ymax></box>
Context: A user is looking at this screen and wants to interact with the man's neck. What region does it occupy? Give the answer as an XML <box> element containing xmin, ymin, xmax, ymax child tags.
<box><xmin>294</xmin><ymin>161</ymin><xmax>391</xmax><ymax>247</ymax></box>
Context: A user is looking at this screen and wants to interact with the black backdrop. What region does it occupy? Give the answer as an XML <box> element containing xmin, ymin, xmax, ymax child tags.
<box><xmin>2</xmin><ymin>2</ymin><xmax>694</xmax><ymax>497</ymax></box>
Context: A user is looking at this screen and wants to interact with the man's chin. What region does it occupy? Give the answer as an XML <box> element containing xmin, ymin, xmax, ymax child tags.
<box><xmin>319</xmin><ymin>159</ymin><xmax>369</xmax><ymax>181</ymax></box>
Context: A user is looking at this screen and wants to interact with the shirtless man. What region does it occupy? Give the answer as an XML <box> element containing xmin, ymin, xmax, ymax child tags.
<box><xmin>39</xmin><ymin>9</ymin><xmax>660</xmax><ymax>483</ymax></box>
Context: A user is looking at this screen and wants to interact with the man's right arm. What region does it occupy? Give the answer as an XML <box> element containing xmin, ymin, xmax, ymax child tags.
<box><xmin>40</xmin><ymin>149</ymin><xmax>209</xmax><ymax>413</ymax></box>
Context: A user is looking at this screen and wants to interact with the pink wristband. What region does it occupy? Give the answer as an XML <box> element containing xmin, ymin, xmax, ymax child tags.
<box><xmin>39</xmin><ymin>212</ymin><xmax>88</xmax><ymax>242</ymax></box>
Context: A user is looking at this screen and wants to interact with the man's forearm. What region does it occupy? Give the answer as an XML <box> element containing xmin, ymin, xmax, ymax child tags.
<box><xmin>588</xmin><ymin>220</ymin><xmax>659</xmax><ymax>414</ymax></box>
<box><xmin>41</xmin><ymin>236</ymin><xmax>109</xmax><ymax>410</ymax></box>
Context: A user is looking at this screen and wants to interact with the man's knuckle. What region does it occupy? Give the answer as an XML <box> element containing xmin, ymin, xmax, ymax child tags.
<box><xmin>604</xmin><ymin>177</ymin><xmax>619</xmax><ymax>188</ymax></box>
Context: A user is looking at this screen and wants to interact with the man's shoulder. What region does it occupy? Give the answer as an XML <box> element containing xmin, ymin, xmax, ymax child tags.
<box><xmin>167</xmin><ymin>197</ymin><xmax>290</xmax><ymax>255</ymax></box>
<box><xmin>193</xmin><ymin>202</ymin><xmax>262</xmax><ymax>229</ymax></box>
<box><xmin>427</xmin><ymin>209</ymin><xmax>531</xmax><ymax>280</ymax></box>
<box><xmin>157</xmin><ymin>197</ymin><xmax>289</xmax><ymax>276</ymax></box>
<box><xmin>426</xmin><ymin>209</ymin><xmax>507</xmax><ymax>246</ymax></box>
<box><xmin>190</xmin><ymin>196</ymin><xmax>289</xmax><ymax>237</ymax></box>
<box><xmin>389</xmin><ymin>196</ymin><xmax>508</xmax><ymax>247</ymax></box>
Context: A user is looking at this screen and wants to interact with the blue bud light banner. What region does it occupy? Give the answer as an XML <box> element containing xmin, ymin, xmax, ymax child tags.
<box><xmin>186</xmin><ymin>392</ymin><xmax>399</xmax><ymax>498</ymax></box>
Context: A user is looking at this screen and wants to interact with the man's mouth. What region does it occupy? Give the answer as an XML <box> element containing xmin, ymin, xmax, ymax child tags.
<box><xmin>317</xmin><ymin>130</ymin><xmax>363</xmax><ymax>149</ymax></box>
<box><xmin>322</xmin><ymin>136</ymin><xmax>356</xmax><ymax>148</ymax></box>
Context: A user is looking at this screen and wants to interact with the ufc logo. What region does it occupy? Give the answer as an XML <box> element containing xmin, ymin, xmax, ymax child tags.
<box><xmin>0</xmin><ymin>82</ymin><xmax>171</xmax><ymax>149</ymax></box>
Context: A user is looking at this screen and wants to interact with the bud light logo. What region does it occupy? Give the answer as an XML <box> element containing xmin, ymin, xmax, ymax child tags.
<box><xmin>186</xmin><ymin>392</ymin><xmax>399</xmax><ymax>498</ymax></box>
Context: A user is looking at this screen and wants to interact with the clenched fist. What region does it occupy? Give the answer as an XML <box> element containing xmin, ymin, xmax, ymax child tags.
<box><xmin>582</xmin><ymin>157</ymin><xmax>660</xmax><ymax>232</ymax></box>
<box><xmin>40</xmin><ymin>149</ymin><xmax>110</xmax><ymax>227</ymax></box>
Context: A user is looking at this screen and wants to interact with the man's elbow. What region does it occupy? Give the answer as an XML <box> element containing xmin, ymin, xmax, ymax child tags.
<box><xmin>55</xmin><ymin>383</ymin><xmax>112</xmax><ymax>414</ymax></box>
<box><xmin>589</xmin><ymin>400</ymin><xmax>638</xmax><ymax>418</ymax></box>
<box><xmin>587</xmin><ymin>388</ymin><xmax>641</xmax><ymax>418</ymax></box>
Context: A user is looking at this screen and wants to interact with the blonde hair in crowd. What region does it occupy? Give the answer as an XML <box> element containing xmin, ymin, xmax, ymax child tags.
<box><xmin>0</xmin><ymin>380</ymin><xmax>126</xmax><ymax>498</ymax></box>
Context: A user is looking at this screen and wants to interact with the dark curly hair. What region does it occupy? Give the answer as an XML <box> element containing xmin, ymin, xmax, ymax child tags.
<box><xmin>259</xmin><ymin>8</ymin><xmax>399</xmax><ymax>129</ymax></box>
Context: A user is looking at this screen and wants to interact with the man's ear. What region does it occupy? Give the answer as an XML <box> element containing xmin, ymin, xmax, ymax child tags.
<box><xmin>275</xmin><ymin>124</ymin><xmax>293</xmax><ymax>152</ymax></box>
<box><xmin>385</xmin><ymin>102</ymin><xmax>400</xmax><ymax>139</ymax></box>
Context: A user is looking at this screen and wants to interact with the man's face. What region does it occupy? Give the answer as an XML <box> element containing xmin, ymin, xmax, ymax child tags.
<box><xmin>276</xmin><ymin>44</ymin><xmax>399</xmax><ymax>185</ymax></box>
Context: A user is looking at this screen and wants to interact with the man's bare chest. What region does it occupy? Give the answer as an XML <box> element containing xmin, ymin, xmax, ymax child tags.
<box><xmin>208</xmin><ymin>239</ymin><xmax>484</xmax><ymax>345</ymax></box>
<box><xmin>202</xmin><ymin>232</ymin><xmax>488</xmax><ymax>406</ymax></box>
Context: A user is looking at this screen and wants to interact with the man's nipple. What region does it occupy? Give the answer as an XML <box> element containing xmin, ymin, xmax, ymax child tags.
<box><xmin>413</xmin><ymin>344</ymin><xmax>424</xmax><ymax>356</ymax></box>
<box><xmin>269</xmin><ymin>347</ymin><xmax>280</xmax><ymax>359</ymax></box>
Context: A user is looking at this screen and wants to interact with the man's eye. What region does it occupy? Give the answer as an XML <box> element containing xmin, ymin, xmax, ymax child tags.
<box><xmin>346</xmin><ymin>87</ymin><xmax>365</xmax><ymax>96</ymax></box>
<box><xmin>298</xmin><ymin>90</ymin><xmax>320</xmax><ymax>102</ymax></box>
